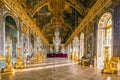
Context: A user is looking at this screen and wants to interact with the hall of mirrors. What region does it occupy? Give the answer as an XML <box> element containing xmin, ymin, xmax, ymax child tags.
<box><xmin>0</xmin><ymin>0</ymin><xmax>120</xmax><ymax>80</ymax></box>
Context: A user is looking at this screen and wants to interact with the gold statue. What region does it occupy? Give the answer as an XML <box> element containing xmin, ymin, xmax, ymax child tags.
<box><xmin>15</xmin><ymin>47</ymin><xmax>23</xmax><ymax>69</ymax></box>
<box><xmin>102</xmin><ymin>46</ymin><xmax>114</xmax><ymax>73</ymax></box>
<box><xmin>1</xmin><ymin>46</ymin><xmax>13</xmax><ymax>73</ymax></box>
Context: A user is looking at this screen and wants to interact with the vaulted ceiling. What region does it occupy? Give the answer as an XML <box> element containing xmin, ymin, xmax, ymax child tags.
<box><xmin>18</xmin><ymin>0</ymin><xmax>96</xmax><ymax>44</ymax></box>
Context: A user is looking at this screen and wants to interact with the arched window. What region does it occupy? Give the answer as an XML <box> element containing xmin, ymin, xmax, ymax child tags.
<box><xmin>97</xmin><ymin>12</ymin><xmax>112</xmax><ymax>69</ymax></box>
<box><xmin>80</xmin><ymin>33</ymin><xmax>84</xmax><ymax>59</ymax></box>
<box><xmin>5</xmin><ymin>16</ymin><xmax>17</xmax><ymax>58</ymax></box>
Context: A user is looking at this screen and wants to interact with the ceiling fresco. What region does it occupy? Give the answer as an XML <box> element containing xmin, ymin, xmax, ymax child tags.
<box><xmin>62</xmin><ymin>6</ymin><xmax>82</xmax><ymax>30</ymax></box>
<box><xmin>26</xmin><ymin>0</ymin><xmax>49</xmax><ymax>9</ymax></box>
<box><xmin>18</xmin><ymin>0</ymin><xmax>96</xmax><ymax>44</ymax></box>
<box><xmin>67</xmin><ymin>0</ymin><xmax>96</xmax><ymax>8</ymax></box>
<box><xmin>33</xmin><ymin>5</ymin><xmax>53</xmax><ymax>29</ymax></box>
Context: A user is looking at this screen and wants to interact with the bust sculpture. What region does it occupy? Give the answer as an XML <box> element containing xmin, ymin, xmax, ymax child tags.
<box><xmin>53</xmin><ymin>29</ymin><xmax>61</xmax><ymax>53</ymax></box>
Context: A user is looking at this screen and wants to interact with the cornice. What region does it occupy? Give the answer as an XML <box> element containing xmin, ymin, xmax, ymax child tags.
<box><xmin>65</xmin><ymin>0</ymin><xmax>113</xmax><ymax>46</ymax></box>
<box><xmin>1</xmin><ymin>0</ymin><xmax>49</xmax><ymax>46</ymax></box>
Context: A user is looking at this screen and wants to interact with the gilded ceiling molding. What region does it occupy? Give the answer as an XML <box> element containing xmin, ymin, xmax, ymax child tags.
<box><xmin>22</xmin><ymin>24</ymin><xmax>29</xmax><ymax>35</ymax></box>
<box><xmin>42</xmin><ymin>23</ymin><xmax>73</xmax><ymax>32</ymax></box>
<box><xmin>63</xmin><ymin>23</ymin><xmax>73</xmax><ymax>32</ymax></box>
<box><xmin>65</xmin><ymin>1</ymin><xmax>85</xmax><ymax>15</ymax></box>
<box><xmin>65</xmin><ymin>0</ymin><xmax>113</xmax><ymax>46</ymax></box>
<box><xmin>1</xmin><ymin>0</ymin><xmax>49</xmax><ymax>45</ymax></box>
<box><xmin>29</xmin><ymin>2</ymin><xmax>49</xmax><ymax>17</ymax></box>
<box><xmin>0</xmin><ymin>0</ymin><xmax>4</xmax><ymax>8</ymax></box>
<box><xmin>30</xmin><ymin>1</ymin><xmax>84</xmax><ymax>18</ymax></box>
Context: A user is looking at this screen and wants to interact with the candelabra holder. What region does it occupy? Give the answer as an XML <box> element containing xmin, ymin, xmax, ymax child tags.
<box><xmin>37</xmin><ymin>51</ymin><xmax>42</xmax><ymax>62</ymax></box>
<box><xmin>1</xmin><ymin>46</ymin><xmax>13</xmax><ymax>73</ymax></box>
<box><xmin>33</xmin><ymin>49</ymin><xmax>38</xmax><ymax>63</ymax></box>
<box><xmin>102</xmin><ymin>38</ymin><xmax>114</xmax><ymax>74</ymax></box>
<box><xmin>72</xmin><ymin>51</ymin><xmax>76</xmax><ymax>61</ymax></box>
<box><xmin>15</xmin><ymin>47</ymin><xmax>23</xmax><ymax>69</ymax></box>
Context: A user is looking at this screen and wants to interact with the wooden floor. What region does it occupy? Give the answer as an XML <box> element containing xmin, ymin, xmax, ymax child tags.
<box><xmin>1</xmin><ymin>58</ymin><xmax>120</xmax><ymax>80</ymax></box>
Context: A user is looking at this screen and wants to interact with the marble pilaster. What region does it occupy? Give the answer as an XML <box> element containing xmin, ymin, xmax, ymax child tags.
<box><xmin>113</xmin><ymin>3</ymin><xmax>120</xmax><ymax>56</ymax></box>
<box><xmin>0</xmin><ymin>8</ymin><xmax>4</xmax><ymax>56</ymax></box>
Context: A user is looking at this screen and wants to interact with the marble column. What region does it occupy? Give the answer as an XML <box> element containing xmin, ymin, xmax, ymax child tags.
<box><xmin>0</xmin><ymin>8</ymin><xmax>4</xmax><ymax>56</ymax></box>
<box><xmin>27</xmin><ymin>27</ymin><xmax>30</xmax><ymax>55</ymax></box>
<box><xmin>19</xmin><ymin>22</ymin><xmax>24</xmax><ymax>56</ymax></box>
<box><xmin>113</xmin><ymin>2</ymin><xmax>120</xmax><ymax>56</ymax></box>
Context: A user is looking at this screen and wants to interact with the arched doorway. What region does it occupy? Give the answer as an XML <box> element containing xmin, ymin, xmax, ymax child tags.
<box><xmin>80</xmin><ymin>33</ymin><xmax>84</xmax><ymax>59</ymax></box>
<box><xmin>97</xmin><ymin>12</ymin><xmax>112</xmax><ymax>69</ymax></box>
<box><xmin>5</xmin><ymin>16</ymin><xmax>17</xmax><ymax>60</ymax></box>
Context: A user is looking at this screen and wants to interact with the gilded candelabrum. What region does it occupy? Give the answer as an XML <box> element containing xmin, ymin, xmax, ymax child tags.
<box><xmin>15</xmin><ymin>47</ymin><xmax>23</xmax><ymax>69</ymax></box>
<box><xmin>2</xmin><ymin>46</ymin><xmax>13</xmax><ymax>73</ymax></box>
<box><xmin>102</xmin><ymin>46</ymin><xmax>114</xmax><ymax>74</ymax></box>
<box><xmin>42</xmin><ymin>52</ymin><xmax>46</xmax><ymax>60</ymax></box>
<box><xmin>72</xmin><ymin>51</ymin><xmax>76</xmax><ymax>61</ymax></box>
<box><xmin>76</xmin><ymin>51</ymin><xmax>80</xmax><ymax>62</ymax></box>
<box><xmin>37</xmin><ymin>51</ymin><xmax>42</xmax><ymax>62</ymax></box>
<box><xmin>72</xmin><ymin>52</ymin><xmax>74</xmax><ymax>61</ymax></box>
<box><xmin>68</xmin><ymin>52</ymin><xmax>71</xmax><ymax>60</ymax></box>
<box><xmin>77</xmin><ymin>52</ymin><xmax>81</xmax><ymax>64</ymax></box>
<box><xmin>74</xmin><ymin>52</ymin><xmax>77</xmax><ymax>61</ymax></box>
<box><xmin>33</xmin><ymin>50</ymin><xmax>38</xmax><ymax>63</ymax></box>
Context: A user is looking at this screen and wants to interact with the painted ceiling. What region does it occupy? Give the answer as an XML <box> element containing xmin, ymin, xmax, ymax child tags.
<box><xmin>18</xmin><ymin>0</ymin><xmax>96</xmax><ymax>44</ymax></box>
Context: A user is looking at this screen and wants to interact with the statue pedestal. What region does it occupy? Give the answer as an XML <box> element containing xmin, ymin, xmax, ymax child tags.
<box><xmin>102</xmin><ymin>68</ymin><xmax>114</xmax><ymax>74</ymax></box>
<box><xmin>102</xmin><ymin>61</ymin><xmax>114</xmax><ymax>74</ymax></box>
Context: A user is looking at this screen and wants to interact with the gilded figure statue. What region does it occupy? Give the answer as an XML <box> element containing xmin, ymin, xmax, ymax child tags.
<box><xmin>1</xmin><ymin>46</ymin><xmax>13</xmax><ymax>73</ymax></box>
<box><xmin>15</xmin><ymin>48</ymin><xmax>23</xmax><ymax>69</ymax></box>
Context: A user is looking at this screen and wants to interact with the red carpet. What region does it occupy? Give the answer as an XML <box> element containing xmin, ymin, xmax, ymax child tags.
<box><xmin>47</xmin><ymin>54</ymin><xmax>68</xmax><ymax>58</ymax></box>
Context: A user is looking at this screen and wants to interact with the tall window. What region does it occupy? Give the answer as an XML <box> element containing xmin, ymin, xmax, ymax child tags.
<box><xmin>80</xmin><ymin>33</ymin><xmax>84</xmax><ymax>59</ymax></box>
<box><xmin>97</xmin><ymin>12</ymin><xmax>112</xmax><ymax>68</ymax></box>
<box><xmin>5</xmin><ymin>16</ymin><xmax>17</xmax><ymax>58</ymax></box>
